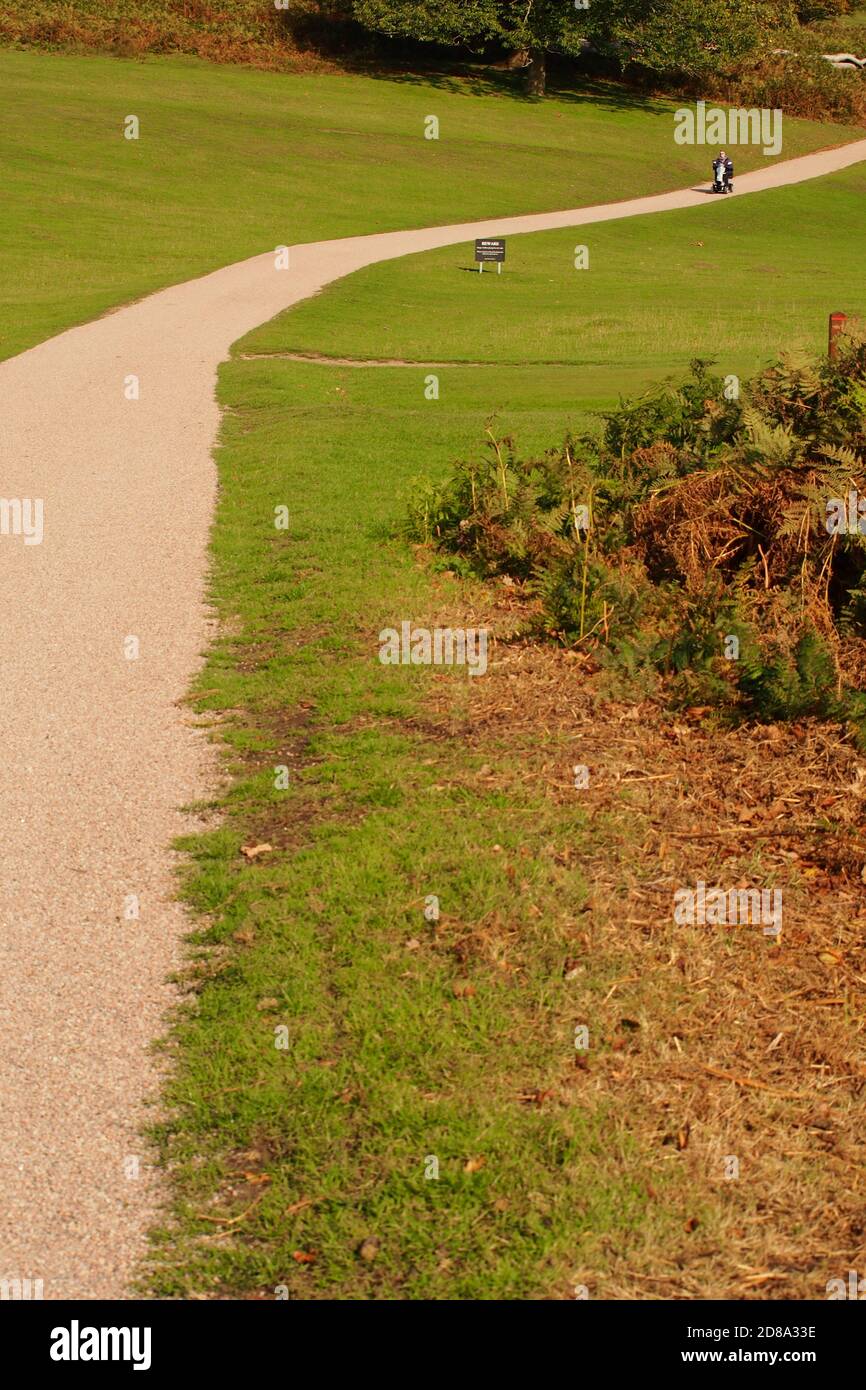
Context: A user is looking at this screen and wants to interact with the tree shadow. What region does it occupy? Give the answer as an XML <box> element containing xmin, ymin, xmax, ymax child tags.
<box><xmin>354</xmin><ymin>61</ymin><xmax>678</xmax><ymax>118</ymax></box>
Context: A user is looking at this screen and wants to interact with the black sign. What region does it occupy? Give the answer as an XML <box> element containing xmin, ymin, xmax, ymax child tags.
<box><xmin>475</xmin><ymin>238</ymin><xmax>506</xmax><ymax>263</ymax></box>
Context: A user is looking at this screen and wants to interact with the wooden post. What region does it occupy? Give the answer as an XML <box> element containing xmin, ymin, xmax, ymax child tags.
<box><xmin>829</xmin><ymin>311</ymin><xmax>848</xmax><ymax>361</ymax></box>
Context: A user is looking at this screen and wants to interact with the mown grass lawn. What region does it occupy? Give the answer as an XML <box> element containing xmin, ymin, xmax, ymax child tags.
<box><xmin>247</xmin><ymin>161</ymin><xmax>866</xmax><ymax>390</ymax></box>
<box><xmin>148</xmin><ymin>361</ymin><xmax>671</xmax><ymax>1299</ymax></box>
<box><xmin>0</xmin><ymin>46</ymin><xmax>860</xmax><ymax>362</ymax></box>
<box><xmin>150</xmin><ymin>158</ymin><xmax>866</xmax><ymax>1298</ymax></box>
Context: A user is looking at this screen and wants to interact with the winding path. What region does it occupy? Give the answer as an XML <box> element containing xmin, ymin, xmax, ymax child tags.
<box><xmin>2</xmin><ymin>137</ymin><xmax>865</xmax><ymax>1300</ymax></box>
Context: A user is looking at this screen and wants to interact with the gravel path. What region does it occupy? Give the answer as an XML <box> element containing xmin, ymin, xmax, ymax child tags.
<box><xmin>2</xmin><ymin>138</ymin><xmax>865</xmax><ymax>1300</ymax></box>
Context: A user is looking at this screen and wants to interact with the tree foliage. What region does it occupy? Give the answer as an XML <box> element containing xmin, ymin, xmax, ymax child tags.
<box><xmin>350</xmin><ymin>0</ymin><xmax>501</xmax><ymax>48</ymax></box>
<box><xmin>596</xmin><ymin>0</ymin><xmax>781</xmax><ymax>78</ymax></box>
<box><xmin>351</xmin><ymin>0</ymin><xmax>592</xmax><ymax>56</ymax></box>
<box><xmin>348</xmin><ymin>0</ymin><xmax>797</xmax><ymax>84</ymax></box>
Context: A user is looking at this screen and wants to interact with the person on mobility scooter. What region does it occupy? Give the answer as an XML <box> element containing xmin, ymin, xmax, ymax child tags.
<box><xmin>712</xmin><ymin>151</ymin><xmax>734</xmax><ymax>193</ymax></box>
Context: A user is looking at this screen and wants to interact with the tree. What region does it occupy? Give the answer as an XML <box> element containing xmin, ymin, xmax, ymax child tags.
<box><xmin>351</xmin><ymin>0</ymin><xmax>593</xmax><ymax>95</ymax></box>
<box><xmin>312</xmin><ymin>0</ymin><xmax>786</xmax><ymax>93</ymax></box>
<box><xmin>498</xmin><ymin>0</ymin><xmax>595</xmax><ymax>96</ymax></box>
<box><xmin>350</xmin><ymin>0</ymin><xmax>501</xmax><ymax>48</ymax></box>
<box><xmin>589</xmin><ymin>0</ymin><xmax>784</xmax><ymax>79</ymax></box>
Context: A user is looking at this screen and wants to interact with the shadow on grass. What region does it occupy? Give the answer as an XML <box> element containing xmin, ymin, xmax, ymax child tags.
<box><xmin>357</xmin><ymin>62</ymin><xmax>677</xmax><ymax>117</ymax></box>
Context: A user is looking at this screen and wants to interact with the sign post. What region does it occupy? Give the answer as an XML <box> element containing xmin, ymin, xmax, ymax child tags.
<box><xmin>829</xmin><ymin>311</ymin><xmax>848</xmax><ymax>362</ymax></box>
<box><xmin>475</xmin><ymin>238</ymin><xmax>506</xmax><ymax>274</ymax></box>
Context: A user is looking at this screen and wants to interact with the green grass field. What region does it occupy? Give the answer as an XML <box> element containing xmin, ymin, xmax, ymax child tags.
<box><xmin>148</xmin><ymin>357</ymin><xmax>678</xmax><ymax>1299</ymax></box>
<box><xmin>246</xmin><ymin>161</ymin><xmax>866</xmax><ymax>395</ymax></box>
<box><xmin>148</xmin><ymin>153</ymin><xmax>866</xmax><ymax>1296</ymax></box>
<box><xmin>0</xmin><ymin>47</ymin><xmax>859</xmax><ymax>362</ymax></box>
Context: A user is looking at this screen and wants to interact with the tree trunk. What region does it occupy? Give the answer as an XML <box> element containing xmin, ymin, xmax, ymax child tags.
<box><xmin>525</xmin><ymin>47</ymin><xmax>546</xmax><ymax>96</ymax></box>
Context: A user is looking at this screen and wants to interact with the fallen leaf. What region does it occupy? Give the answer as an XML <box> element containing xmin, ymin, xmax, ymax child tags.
<box><xmin>684</xmin><ymin>1216</ymin><xmax>700</xmax><ymax>1233</ymax></box>
<box><xmin>463</xmin><ymin>1156</ymin><xmax>486</xmax><ymax>1173</ymax></box>
<box><xmin>241</xmin><ymin>843</ymin><xmax>272</xmax><ymax>860</ymax></box>
<box><xmin>285</xmin><ymin>1198</ymin><xmax>315</xmax><ymax>1216</ymax></box>
<box><xmin>243</xmin><ymin>1172</ymin><xmax>271</xmax><ymax>1185</ymax></box>
<box><xmin>519</xmin><ymin>1089</ymin><xmax>553</xmax><ymax>1107</ymax></box>
<box><xmin>292</xmin><ymin>1250</ymin><xmax>316</xmax><ymax>1264</ymax></box>
<box><xmin>235</xmin><ymin>1149</ymin><xmax>262</xmax><ymax>1165</ymax></box>
<box><xmin>358</xmin><ymin>1236</ymin><xmax>380</xmax><ymax>1262</ymax></box>
<box><xmin>452</xmin><ymin>980</ymin><xmax>476</xmax><ymax>998</ymax></box>
<box><xmin>256</xmin><ymin>997</ymin><xmax>279</xmax><ymax>1011</ymax></box>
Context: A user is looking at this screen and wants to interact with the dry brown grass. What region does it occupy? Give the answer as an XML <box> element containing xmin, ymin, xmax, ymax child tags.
<box><xmin>419</xmin><ymin>576</ymin><xmax>866</xmax><ymax>1298</ymax></box>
